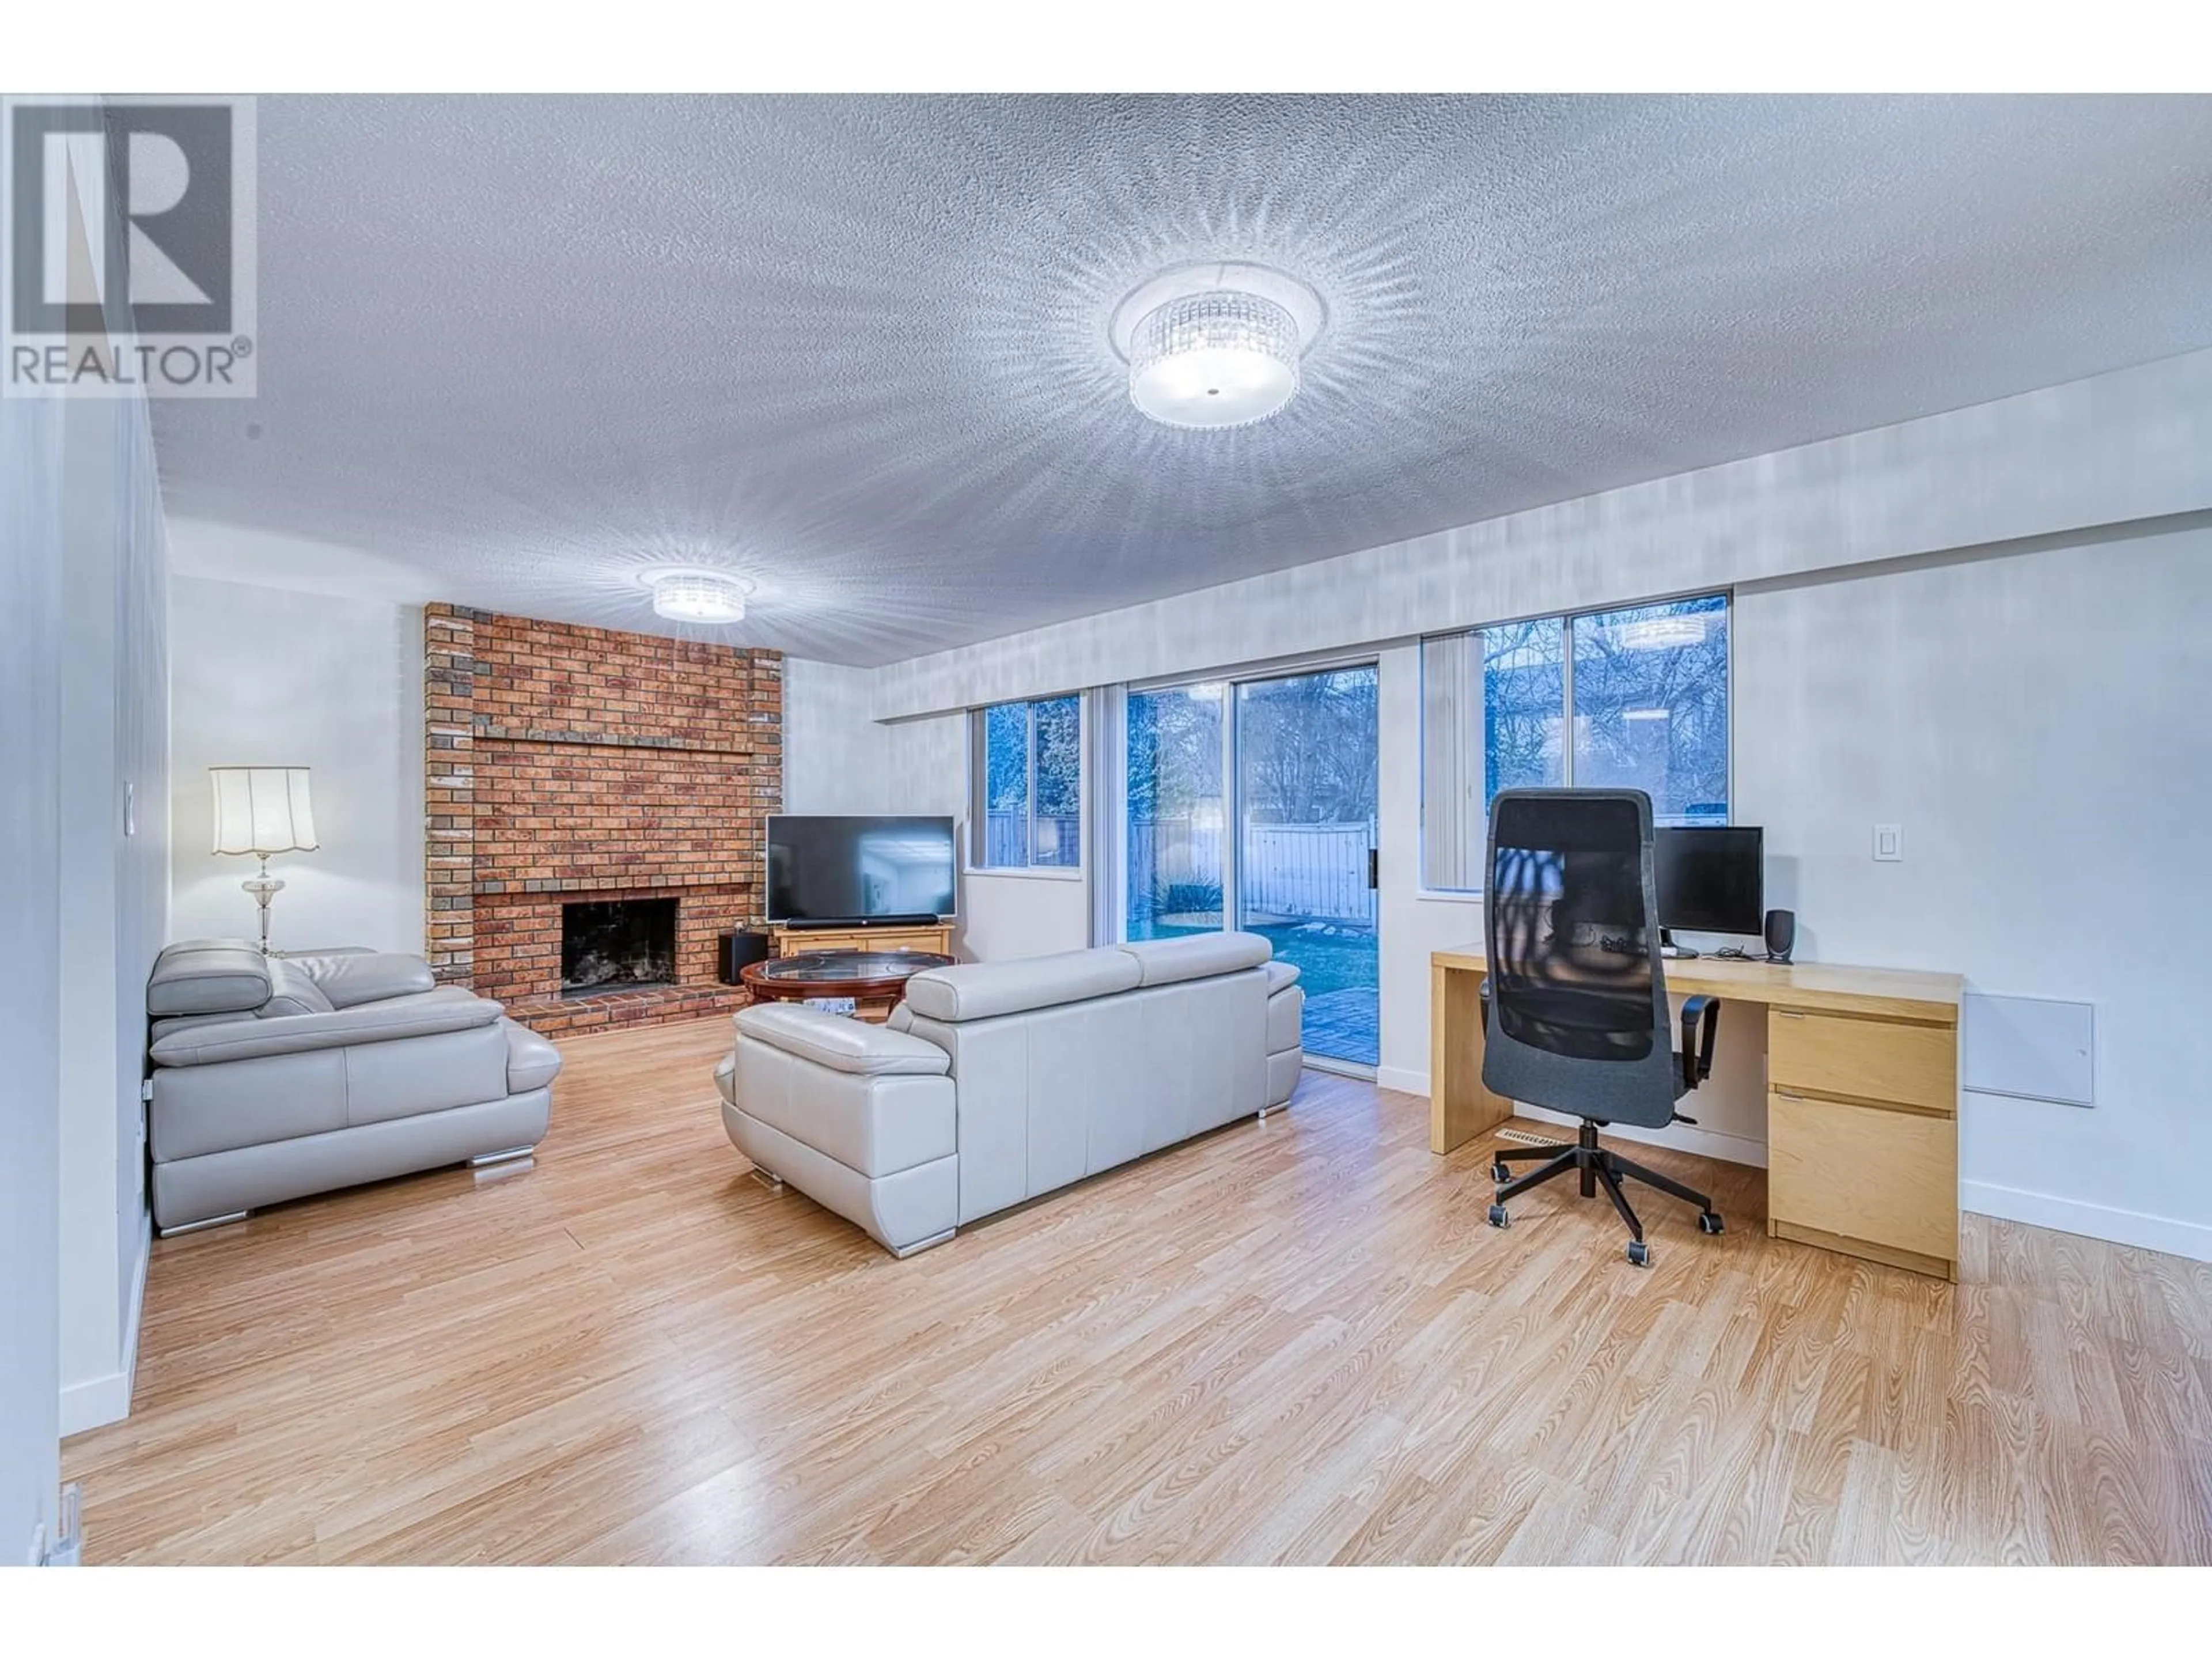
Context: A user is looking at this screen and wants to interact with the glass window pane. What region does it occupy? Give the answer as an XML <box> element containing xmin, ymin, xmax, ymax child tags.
<box><xmin>1031</xmin><ymin>695</ymin><xmax>1081</xmax><ymax>867</ymax></box>
<box><xmin>1483</xmin><ymin>616</ymin><xmax>1566</xmax><ymax>815</ymax></box>
<box><xmin>1124</xmin><ymin>684</ymin><xmax>1225</xmax><ymax>940</ymax></box>
<box><xmin>982</xmin><ymin>701</ymin><xmax>1030</xmax><ymax>866</ymax></box>
<box><xmin>1570</xmin><ymin>594</ymin><xmax>1730</xmax><ymax>823</ymax></box>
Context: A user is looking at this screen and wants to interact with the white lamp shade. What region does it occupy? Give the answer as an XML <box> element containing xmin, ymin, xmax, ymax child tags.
<box><xmin>210</xmin><ymin>767</ymin><xmax>318</xmax><ymax>856</ymax></box>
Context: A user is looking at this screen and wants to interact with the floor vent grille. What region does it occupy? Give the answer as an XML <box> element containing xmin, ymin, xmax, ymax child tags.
<box><xmin>1493</xmin><ymin>1127</ymin><xmax>1563</xmax><ymax>1148</ymax></box>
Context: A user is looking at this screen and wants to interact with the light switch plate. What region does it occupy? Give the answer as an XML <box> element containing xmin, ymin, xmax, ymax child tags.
<box><xmin>1873</xmin><ymin>823</ymin><xmax>1903</xmax><ymax>862</ymax></box>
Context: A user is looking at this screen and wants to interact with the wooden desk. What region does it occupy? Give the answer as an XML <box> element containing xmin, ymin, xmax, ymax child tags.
<box><xmin>1431</xmin><ymin>947</ymin><xmax>1964</xmax><ymax>1279</ymax></box>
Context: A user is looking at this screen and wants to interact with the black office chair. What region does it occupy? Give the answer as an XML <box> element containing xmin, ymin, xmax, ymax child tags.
<box><xmin>1481</xmin><ymin>787</ymin><xmax>1724</xmax><ymax>1266</ymax></box>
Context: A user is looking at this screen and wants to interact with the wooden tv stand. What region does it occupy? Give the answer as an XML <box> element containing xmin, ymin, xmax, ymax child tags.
<box><xmin>769</xmin><ymin>923</ymin><xmax>955</xmax><ymax>959</ymax></box>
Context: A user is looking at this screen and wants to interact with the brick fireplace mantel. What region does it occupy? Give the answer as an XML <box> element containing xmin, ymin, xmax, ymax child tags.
<box><xmin>424</xmin><ymin>604</ymin><xmax>781</xmax><ymax>1035</ymax></box>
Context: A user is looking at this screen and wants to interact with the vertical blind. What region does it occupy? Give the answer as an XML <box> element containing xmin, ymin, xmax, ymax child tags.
<box><xmin>1420</xmin><ymin>632</ymin><xmax>1480</xmax><ymax>891</ymax></box>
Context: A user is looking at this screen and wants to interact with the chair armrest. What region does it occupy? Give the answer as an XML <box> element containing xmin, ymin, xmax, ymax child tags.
<box><xmin>149</xmin><ymin>987</ymin><xmax>499</xmax><ymax>1066</ymax></box>
<box><xmin>502</xmin><ymin>1017</ymin><xmax>563</xmax><ymax>1093</ymax></box>
<box><xmin>1680</xmin><ymin>995</ymin><xmax>1721</xmax><ymax>1093</ymax></box>
<box><xmin>735</xmin><ymin>1004</ymin><xmax>950</xmax><ymax>1075</ymax></box>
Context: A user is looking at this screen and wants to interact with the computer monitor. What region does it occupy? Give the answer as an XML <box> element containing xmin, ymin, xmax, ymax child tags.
<box><xmin>1653</xmin><ymin>825</ymin><xmax>1764</xmax><ymax>937</ymax></box>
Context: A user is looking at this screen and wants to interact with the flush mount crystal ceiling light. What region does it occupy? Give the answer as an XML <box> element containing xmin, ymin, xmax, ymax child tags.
<box><xmin>1109</xmin><ymin>262</ymin><xmax>1326</xmax><ymax>430</ymax></box>
<box><xmin>643</xmin><ymin>568</ymin><xmax>753</xmax><ymax>624</ymax></box>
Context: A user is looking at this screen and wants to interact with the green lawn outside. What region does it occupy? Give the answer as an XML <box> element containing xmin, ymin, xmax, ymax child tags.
<box><xmin>1139</xmin><ymin>918</ymin><xmax>1377</xmax><ymax>999</ymax></box>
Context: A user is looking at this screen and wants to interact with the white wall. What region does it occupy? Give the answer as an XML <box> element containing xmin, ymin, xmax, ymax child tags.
<box><xmin>1</xmin><ymin>377</ymin><xmax>67</xmax><ymax>1564</ymax></box>
<box><xmin>961</xmin><ymin>872</ymin><xmax>1089</xmax><ymax>961</ymax></box>
<box><xmin>1736</xmin><ymin>525</ymin><xmax>2212</xmax><ymax>1257</ymax></box>
<box><xmin>782</xmin><ymin>658</ymin><xmax>890</xmax><ymax>812</ymax></box>
<box><xmin>169</xmin><ymin>576</ymin><xmax>426</xmax><ymax>956</ymax></box>
<box><xmin>57</xmin><ymin>389</ymin><xmax>171</xmax><ymax>1436</ymax></box>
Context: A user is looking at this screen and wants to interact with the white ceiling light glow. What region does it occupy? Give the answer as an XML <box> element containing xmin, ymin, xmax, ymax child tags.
<box><xmin>1111</xmin><ymin>261</ymin><xmax>1325</xmax><ymax>431</ymax></box>
<box><xmin>646</xmin><ymin>568</ymin><xmax>752</xmax><ymax>623</ymax></box>
<box><xmin>1130</xmin><ymin>291</ymin><xmax>1300</xmax><ymax>429</ymax></box>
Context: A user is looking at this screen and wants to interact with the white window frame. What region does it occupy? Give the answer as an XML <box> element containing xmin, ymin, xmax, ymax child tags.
<box><xmin>966</xmin><ymin>693</ymin><xmax>1087</xmax><ymax>878</ymax></box>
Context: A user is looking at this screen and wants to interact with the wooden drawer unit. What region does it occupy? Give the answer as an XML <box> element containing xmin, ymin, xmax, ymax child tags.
<box><xmin>1769</xmin><ymin>1008</ymin><xmax>1955</xmax><ymax>1112</ymax></box>
<box><xmin>1767</xmin><ymin>1006</ymin><xmax>1959</xmax><ymax>1279</ymax></box>
<box><xmin>1769</xmin><ymin>1092</ymin><xmax>1959</xmax><ymax>1277</ymax></box>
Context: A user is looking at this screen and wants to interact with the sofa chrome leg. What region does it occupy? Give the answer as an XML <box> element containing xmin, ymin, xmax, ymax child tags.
<box><xmin>750</xmin><ymin>1165</ymin><xmax>784</xmax><ymax>1191</ymax></box>
<box><xmin>890</xmin><ymin>1228</ymin><xmax>956</xmax><ymax>1259</ymax></box>
<box><xmin>469</xmin><ymin>1145</ymin><xmax>537</xmax><ymax>1169</ymax></box>
<box><xmin>159</xmin><ymin>1210</ymin><xmax>248</xmax><ymax>1238</ymax></box>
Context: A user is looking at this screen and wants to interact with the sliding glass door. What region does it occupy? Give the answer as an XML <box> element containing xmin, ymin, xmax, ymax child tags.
<box><xmin>1234</xmin><ymin>668</ymin><xmax>1378</xmax><ymax>1066</ymax></box>
<box><xmin>1122</xmin><ymin>665</ymin><xmax>1379</xmax><ymax>1067</ymax></box>
<box><xmin>1125</xmin><ymin>683</ymin><xmax>1227</xmax><ymax>940</ymax></box>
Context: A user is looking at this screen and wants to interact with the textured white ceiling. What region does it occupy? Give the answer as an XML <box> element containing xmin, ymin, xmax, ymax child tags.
<box><xmin>156</xmin><ymin>94</ymin><xmax>2212</xmax><ymax>664</ymax></box>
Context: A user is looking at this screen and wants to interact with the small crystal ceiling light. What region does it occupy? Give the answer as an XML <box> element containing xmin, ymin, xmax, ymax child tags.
<box><xmin>646</xmin><ymin>568</ymin><xmax>752</xmax><ymax>624</ymax></box>
<box><xmin>1110</xmin><ymin>261</ymin><xmax>1326</xmax><ymax>431</ymax></box>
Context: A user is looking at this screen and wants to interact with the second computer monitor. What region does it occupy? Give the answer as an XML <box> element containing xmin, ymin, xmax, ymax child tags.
<box><xmin>1653</xmin><ymin>825</ymin><xmax>1765</xmax><ymax>937</ymax></box>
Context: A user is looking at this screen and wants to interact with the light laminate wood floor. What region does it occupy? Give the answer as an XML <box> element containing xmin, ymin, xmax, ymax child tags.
<box><xmin>65</xmin><ymin>1014</ymin><xmax>2212</xmax><ymax>1564</ymax></box>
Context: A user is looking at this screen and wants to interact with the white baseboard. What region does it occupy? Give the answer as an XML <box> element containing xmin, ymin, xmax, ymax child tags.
<box><xmin>122</xmin><ymin>1212</ymin><xmax>148</xmax><ymax>1392</ymax></box>
<box><xmin>60</xmin><ymin>1370</ymin><xmax>129</xmax><ymax>1438</ymax></box>
<box><xmin>1961</xmin><ymin>1180</ymin><xmax>2212</xmax><ymax>1263</ymax></box>
<box><xmin>1365</xmin><ymin>1069</ymin><xmax>1767</xmax><ymax>1169</ymax></box>
<box><xmin>59</xmin><ymin>1218</ymin><xmax>150</xmax><ymax>1438</ymax></box>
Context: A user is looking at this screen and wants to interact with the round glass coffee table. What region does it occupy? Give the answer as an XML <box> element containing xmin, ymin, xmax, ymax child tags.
<box><xmin>739</xmin><ymin>949</ymin><xmax>955</xmax><ymax>1022</ymax></box>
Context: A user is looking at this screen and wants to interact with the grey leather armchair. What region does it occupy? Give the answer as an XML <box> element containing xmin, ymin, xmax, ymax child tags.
<box><xmin>146</xmin><ymin>940</ymin><xmax>562</xmax><ymax>1234</ymax></box>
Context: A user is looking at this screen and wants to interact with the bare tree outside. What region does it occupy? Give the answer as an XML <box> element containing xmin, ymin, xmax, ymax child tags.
<box><xmin>981</xmin><ymin>696</ymin><xmax>1082</xmax><ymax>867</ymax></box>
<box><xmin>1568</xmin><ymin>596</ymin><xmax>1729</xmax><ymax>821</ymax></box>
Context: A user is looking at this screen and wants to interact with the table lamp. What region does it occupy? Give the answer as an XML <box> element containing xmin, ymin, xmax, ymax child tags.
<box><xmin>210</xmin><ymin>766</ymin><xmax>318</xmax><ymax>955</ymax></box>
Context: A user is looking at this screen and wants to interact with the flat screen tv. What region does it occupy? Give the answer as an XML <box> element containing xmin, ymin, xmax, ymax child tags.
<box><xmin>764</xmin><ymin>815</ymin><xmax>957</xmax><ymax>925</ymax></box>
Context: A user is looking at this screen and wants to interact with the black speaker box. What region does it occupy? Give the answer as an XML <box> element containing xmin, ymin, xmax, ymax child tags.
<box><xmin>718</xmin><ymin>929</ymin><xmax>771</xmax><ymax>984</ymax></box>
<box><xmin>1763</xmin><ymin>908</ymin><xmax>1796</xmax><ymax>965</ymax></box>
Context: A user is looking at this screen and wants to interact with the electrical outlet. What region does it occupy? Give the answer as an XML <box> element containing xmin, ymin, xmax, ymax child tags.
<box><xmin>1873</xmin><ymin>823</ymin><xmax>1903</xmax><ymax>862</ymax></box>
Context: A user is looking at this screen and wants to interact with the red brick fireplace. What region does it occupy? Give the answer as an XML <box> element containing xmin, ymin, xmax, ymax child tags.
<box><xmin>423</xmin><ymin>604</ymin><xmax>781</xmax><ymax>1036</ymax></box>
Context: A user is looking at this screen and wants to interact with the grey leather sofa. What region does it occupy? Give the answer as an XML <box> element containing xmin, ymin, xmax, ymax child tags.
<box><xmin>714</xmin><ymin>931</ymin><xmax>1305</xmax><ymax>1256</ymax></box>
<box><xmin>146</xmin><ymin>939</ymin><xmax>562</xmax><ymax>1234</ymax></box>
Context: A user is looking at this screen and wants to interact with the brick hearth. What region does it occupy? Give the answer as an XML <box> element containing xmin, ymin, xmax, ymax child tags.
<box><xmin>424</xmin><ymin>604</ymin><xmax>781</xmax><ymax>1036</ymax></box>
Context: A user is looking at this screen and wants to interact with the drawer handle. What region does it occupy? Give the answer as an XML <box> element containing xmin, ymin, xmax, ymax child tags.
<box><xmin>1775</xmin><ymin>1090</ymin><xmax>1806</xmax><ymax>1101</ymax></box>
<box><xmin>1775</xmin><ymin>1010</ymin><xmax>1805</xmax><ymax>1020</ymax></box>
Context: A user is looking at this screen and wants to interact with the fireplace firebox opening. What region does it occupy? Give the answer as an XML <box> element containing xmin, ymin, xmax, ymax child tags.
<box><xmin>561</xmin><ymin>898</ymin><xmax>677</xmax><ymax>996</ymax></box>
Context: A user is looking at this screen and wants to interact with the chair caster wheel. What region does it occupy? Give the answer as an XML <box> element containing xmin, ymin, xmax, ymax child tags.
<box><xmin>1626</xmin><ymin>1240</ymin><xmax>1652</xmax><ymax>1267</ymax></box>
<box><xmin>1698</xmin><ymin>1211</ymin><xmax>1725</xmax><ymax>1235</ymax></box>
<box><xmin>1489</xmin><ymin>1162</ymin><xmax>1510</xmax><ymax>1184</ymax></box>
<box><xmin>1487</xmin><ymin>1204</ymin><xmax>1510</xmax><ymax>1229</ymax></box>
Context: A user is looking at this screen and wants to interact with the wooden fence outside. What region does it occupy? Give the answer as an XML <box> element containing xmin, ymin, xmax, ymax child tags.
<box><xmin>1128</xmin><ymin>819</ymin><xmax>1373</xmax><ymax>924</ymax></box>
